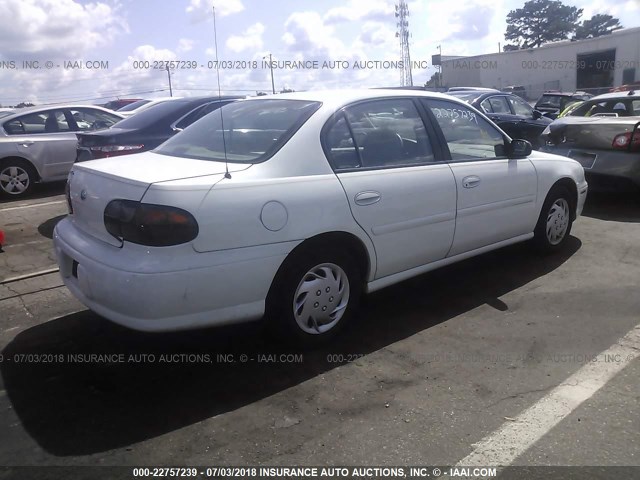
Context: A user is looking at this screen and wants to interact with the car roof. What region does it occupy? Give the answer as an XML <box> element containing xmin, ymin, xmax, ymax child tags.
<box><xmin>592</xmin><ymin>91</ymin><xmax>640</xmax><ymax>100</ymax></box>
<box><xmin>245</xmin><ymin>89</ymin><xmax>460</xmax><ymax>107</ymax></box>
<box><xmin>0</xmin><ymin>104</ymin><xmax>125</xmax><ymax>121</ymax></box>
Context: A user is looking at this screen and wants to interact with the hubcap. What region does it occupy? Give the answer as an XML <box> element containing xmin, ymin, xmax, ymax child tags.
<box><xmin>0</xmin><ymin>166</ymin><xmax>30</xmax><ymax>195</ymax></box>
<box><xmin>293</xmin><ymin>262</ymin><xmax>350</xmax><ymax>335</ymax></box>
<box><xmin>546</xmin><ymin>198</ymin><xmax>570</xmax><ymax>245</ymax></box>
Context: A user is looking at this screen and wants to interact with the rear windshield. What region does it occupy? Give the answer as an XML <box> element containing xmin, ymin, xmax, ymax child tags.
<box><xmin>155</xmin><ymin>99</ymin><xmax>321</xmax><ymax>163</ymax></box>
<box><xmin>536</xmin><ymin>95</ymin><xmax>563</xmax><ymax>108</ymax></box>
<box><xmin>117</xmin><ymin>99</ymin><xmax>151</xmax><ymax>111</ymax></box>
<box><xmin>113</xmin><ymin>100</ymin><xmax>190</xmax><ymax>128</ymax></box>
<box><xmin>447</xmin><ymin>91</ymin><xmax>484</xmax><ymax>103</ymax></box>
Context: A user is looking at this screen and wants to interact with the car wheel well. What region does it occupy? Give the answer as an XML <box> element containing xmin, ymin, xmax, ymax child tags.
<box><xmin>0</xmin><ymin>156</ymin><xmax>40</xmax><ymax>181</ymax></box>
<box><xmin>267</xmin><ymin>231</ymin><xmax>371</xmax><ymax>304</ymax></box>
<box><xmin>550</xmin><ymin>178</ymin><xmax>577</xmax><ymax>220</ymax></box>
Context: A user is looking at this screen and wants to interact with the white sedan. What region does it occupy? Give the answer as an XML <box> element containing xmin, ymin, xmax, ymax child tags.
<box><xmin>53</xmin><ymin>90</ymin><xmax>588</xmax><ymax>345</ymax></box>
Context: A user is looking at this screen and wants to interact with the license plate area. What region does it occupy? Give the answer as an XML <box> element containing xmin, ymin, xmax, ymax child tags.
<box><xmin>568</xmin><ymin>150</ymin><xmax>597</xmax><ymax>169</ymax></box>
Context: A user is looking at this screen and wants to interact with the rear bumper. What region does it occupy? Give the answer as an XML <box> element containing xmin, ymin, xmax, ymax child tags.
<box><xmin>53</xmin><ymin>218</ymin><xmax>295</xmax><ymax>332</ymax></box>
<box><xmin>541</xmin><ymin>146</ymin><xmax>640</xmax><ymax>191</ymax></box>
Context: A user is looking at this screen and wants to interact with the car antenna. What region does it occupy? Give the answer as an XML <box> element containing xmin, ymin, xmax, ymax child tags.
<box><xmin>212</xmin><ymin>6</ymin><xmax>230</xmax><ymax>179</ymax></box>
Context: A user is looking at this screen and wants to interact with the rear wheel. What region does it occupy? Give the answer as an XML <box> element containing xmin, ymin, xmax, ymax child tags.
<box><xmin>267</xmin><ymin>247</ymin><xmax>362</xmax><ymax>346</ymax></box>
<box><xmin>533</xmin><ymin>185</ymin><xmax>574</xmax><ymax>252</ymax></box>
<box><xmin>0</xmin><ymin>159</ymin><xmax>37</xmax><ymax>198</ymax></box>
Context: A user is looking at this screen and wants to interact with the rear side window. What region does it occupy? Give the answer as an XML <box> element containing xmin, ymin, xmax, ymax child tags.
<box><xmin>4</xmin><ymin>110</ymin><xmax>70</xmax><ymax>135</ymax></box>
<box><xmin>156</xmin><ymin>99</ymin><xmax>321</xmax><ymax>163</ymax></box>
<box><xmin>323</xmin><ymin>98</ymin><xmax>436</xmax><ymax>170</ymax></box>
<box><xmin>424</xmin><ymin>99</ymin><xmax>506</xmax><ymax>161</ymax></box>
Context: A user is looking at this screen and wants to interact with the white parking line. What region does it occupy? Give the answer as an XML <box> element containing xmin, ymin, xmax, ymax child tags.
<box><xmin>455</xmin><ymin>324</ymin><xmax>640</xmax><ymax>470</ymax></box>
<box><xmin>0</xmin><ymin>200</ymin><xmax>65</xmax><ymax>213</ymax></box>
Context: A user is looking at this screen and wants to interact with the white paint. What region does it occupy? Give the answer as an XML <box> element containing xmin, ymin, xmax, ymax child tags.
<box><xmin>0</xmin><ymin>200</ymin><xmax>65</xmax><ymax>213</ymax></box>
<box><xmin>455</xmin><ymin>324</ymin><xmax>640</xmax><ymax>471</ymax></box>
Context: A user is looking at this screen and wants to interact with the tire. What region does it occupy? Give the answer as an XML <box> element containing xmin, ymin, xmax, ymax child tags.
<box><xmin>533</xmin><ymin>185</ymin><xmax>574</xmax><ymax>253</ymax></box>
<box><xmin>266</xmin><ymin>247</ymin><xmax>362</xmax><ymax>347</ymax></box>
<box><xmin>0</xmin><ymin>158</ymin><xmax>37</xmax><ymax>198</ymax></box>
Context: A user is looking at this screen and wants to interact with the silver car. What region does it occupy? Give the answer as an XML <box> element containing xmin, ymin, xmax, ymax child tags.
<box><xmin>540</xmin><ymin>91</ymin><xmax>640</xmax><ymax>192</ymax></box>
<box><xmin>0</xmin><ymin>105</ymin><xmax>123</xmax><ymax>198</ymax></box>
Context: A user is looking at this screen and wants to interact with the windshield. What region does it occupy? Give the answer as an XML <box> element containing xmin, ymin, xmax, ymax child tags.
<box><xmin>117</xmin><ymin>99</ymin><xmax>152</xmax><ymax>112</ymax></box>
<box><xmin>155</xmin><ymin>99</ymin><xmax>321</xmax><ymax>163</ymax></box>
<box><xmin>536</xmin><ymin>95</ymin><xmax>563</xmax><ymax>108</ymax></box>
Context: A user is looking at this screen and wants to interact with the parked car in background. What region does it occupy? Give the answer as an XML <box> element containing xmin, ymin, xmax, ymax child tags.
<box><xmin>534</xmin><ymin>91</ymin><xmax>593</xmax><ymax>120</ymax></box>
<box><xmin>540</xmin><ymin>95</ymin><xmax>640</xmax><ymax>192</ymax></box>
<box><xmin>116</xmin><ymin>97</ymin><xmax>179</xmax><ymax>117</ymax></box>
<box><xmin>447</xmin><ymin>90</ymin><xmax>551</xmax><ymax>148</ymax></box>
<box><xmin>609</xmin><ymin>82</ymin><xmax>640</xmax><ymax>93</ymax></box>
<box><xmin>562</xmin><ymin>91</ymin><xmax>640</xmax><ymax>118</ymax></box>
<box><xmin>0</xmin><ymin>105</ymin><xmax>123</xmax><ymax>197</ymax></box>
<box><xmin>55</xmin><ymin>90</ymin><xmax>587</xmax><ymax>345</ymax></box>
<box><xmin>502</xmin><ymin>85</ymin><xmax>528</xmax><ymax>100</ymax></box>
<box><xmin>448</xmin><ymin>87</ymin><xmax>499</xmax><ymax>92</ymax></box>
<box><xmin>76</xmin><ymin>96</ymin><xmax>243</xmax><ymax>161</ymax></box>
<box><xmin>101</xmin><ymin>99</ymin><xmax>143</xmax><ymax>111</ymax></box>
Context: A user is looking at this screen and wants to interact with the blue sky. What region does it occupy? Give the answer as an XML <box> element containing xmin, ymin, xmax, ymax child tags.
<box><xmin>0</xmin><ymin>0</ymin><xmax>638</xmax><ymax>105</ymax></box>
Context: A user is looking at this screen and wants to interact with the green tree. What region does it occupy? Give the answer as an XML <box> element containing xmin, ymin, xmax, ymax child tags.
<box><xmin>574</xmin><ymin>14</ymin><xmax>623</xmax><ymax>39</ymax></box>
<box><xmin>426</xmin><ymin>72</ymin><xmax>441</xmax><ymax>88</ymax></box>
<box><xmin>505</xmin><ymin>0</ymin><xmax>583</xmax><ymax>49</ymax></box>
<box><xmin>15</xmin><ymin>102</ymin><xmax>35</xmax><ymax>108</ymax></box>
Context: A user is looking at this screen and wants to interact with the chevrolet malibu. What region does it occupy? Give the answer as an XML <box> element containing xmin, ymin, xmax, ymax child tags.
<box><xmin>54</xmin><ymin>90</ymin><xmax>588</xmax><ymax>345</ymax></box>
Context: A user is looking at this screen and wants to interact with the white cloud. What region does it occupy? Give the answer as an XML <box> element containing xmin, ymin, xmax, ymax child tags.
<box><xmin>324</xmin><ymin>0</ymin><xmax>394</xmax><ymax>24</ymax></box>
<box><xmin>0</xmin><ymin>0</ymin><xmax>127</xmax><ymax>59</ymax></box>
<box><xmin>226</xmin><ymin>23</ymin><xmax>265</xmax><ymax>53</ymax></box>
<box><xmin>177</xmin><ymin>38</ymin><xmax>195</xmax><ymax>53</ymax></box>
<box><xmin>186</xmin><ymin>0</ymin><xmax>244</xmax><ymax>22</ymax></box>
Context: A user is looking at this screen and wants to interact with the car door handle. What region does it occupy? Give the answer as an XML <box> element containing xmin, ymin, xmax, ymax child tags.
<box><xmin>462</xmin><ymin>176</ymin><xmax>481</xmax><ymax>188</ymax></box>
<box><xmin>20</xmin><ymin>141</ymin><xmax>34</xmax><ymax>147</ymax></box>
<box><xmin>354</xmin><ymin>191</ymin><xmax>381</xmax><ymax>205</ymax></box>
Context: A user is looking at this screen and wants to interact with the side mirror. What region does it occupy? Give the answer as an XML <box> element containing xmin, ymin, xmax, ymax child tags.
<box><xmin>509</xmin><ymin>139</ymin><xmax>532</xmax><ymax>158</ymax></box>
<box><xmin>532</xmin><ymin>110</ymin><xmax>542</xmax><ymax>119</ymax></box>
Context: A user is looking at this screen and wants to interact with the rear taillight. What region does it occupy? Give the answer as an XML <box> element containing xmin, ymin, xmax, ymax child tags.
<box><xmin>90</xmin><ymin>144</ymin><xmax>144</xmax><ymax>158</ymax></box>
<box><xmin>612</xmin><ymin>132</ymin><xmax>640</xmax><ymax>152</ymax></box>
<box><xmin>104</xmin><ymin>200</ymin><xmax>198</xmax><ymax>246</ymax></box>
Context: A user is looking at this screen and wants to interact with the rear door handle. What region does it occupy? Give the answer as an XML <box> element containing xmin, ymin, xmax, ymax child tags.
<box><xmin>20</xmin><ymin>141</ymin><xmax>34</xmax><ymax>147</ymax></box>
<box><xmin>462</xmin><ymin>176</ymin><xmax>481</xmax><ymax>188</ymax></box>
<box><xmin>354</xmin><ymin>191</ymin><xmax>381</xmax><ymax>205</ymax></box>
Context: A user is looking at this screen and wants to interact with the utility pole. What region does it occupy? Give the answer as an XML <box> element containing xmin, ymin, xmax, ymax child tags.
<box><xmin>166</xmin><ymin>65</ymin><xmax>173</xmax><ymax>97</ymax></box>
<box><xmin>263</xmin><ymin>53</ymin><xmax>276</xmax><ymax>94</ymax></box>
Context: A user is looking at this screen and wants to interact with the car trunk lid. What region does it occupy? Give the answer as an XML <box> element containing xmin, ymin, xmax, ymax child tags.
<box><xmin>68</xmin><ymin>151</ymin><xmax>248</xmax><ymax>247</ymax></box>
<box><xmin>543</xmin><ymin>116</ymin><xmax>640</xmax><ymax>150</ymax></box>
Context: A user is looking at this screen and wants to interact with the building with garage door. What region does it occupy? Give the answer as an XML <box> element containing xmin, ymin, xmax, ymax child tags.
<box><xmin>440</xmin><ymin>27</ymin><xmax>640</xmax><ymax>100</ymax></box>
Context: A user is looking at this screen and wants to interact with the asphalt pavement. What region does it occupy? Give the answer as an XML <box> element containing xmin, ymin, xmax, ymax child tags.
<box><xmin>0</xmin><ymin>184</ymin><xmax>638</xmax><ymax>479</ymax></box>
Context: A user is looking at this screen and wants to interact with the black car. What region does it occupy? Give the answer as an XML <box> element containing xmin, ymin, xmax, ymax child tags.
<box><xmin>447</xmin><ymin>90</ymin><xmax>551</xmax><ymax>148</ymax></box>
<box><xmin>76</xmin><ymin>95</ymin><xmax>244</xmax><ymax>161</ymax></box>
<box><xmin>534</xmin><ymin>91</ymin><xmax>593</xmax><ymax>120</ymax></box>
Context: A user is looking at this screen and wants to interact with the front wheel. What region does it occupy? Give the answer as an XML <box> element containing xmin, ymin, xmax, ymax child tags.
<box><xmin>533</xmin><ymin>185</ymin><xmax>574</xmax><ymax>252</ymax></box>
<box><xmin>267</xmin><ymin>248</ymin><xmax>362</xmax><ymax>346</ymax></box>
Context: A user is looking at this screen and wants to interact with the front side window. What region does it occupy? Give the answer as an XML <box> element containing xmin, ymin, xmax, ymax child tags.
<box><xmin>4</xmin><ymin>109</ymin><xmax>69</xmax><ymax>135</ymax></box>
<box><xmin>486</xmin><ymin>96</ymin><xmax>510</xmax><ymax>114</ymax></box>
<box><xmin>156</xmin><ymin>99</ymin><xmax>321</xmax><ymax>163</ymax></box>
<box><xmin>424</xmin><ymin>99</ymin><xmax>505</xmax><ymax>161</ymax></box>
<box><xmin>508</xmin><ymin>96</ymin><xmax>534</xmax><ymax>116</ymax></box>
<box><xmin>69</xmin><ymin>108</ymin><xmax>122</xmax><ymax>131</ymax></box>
